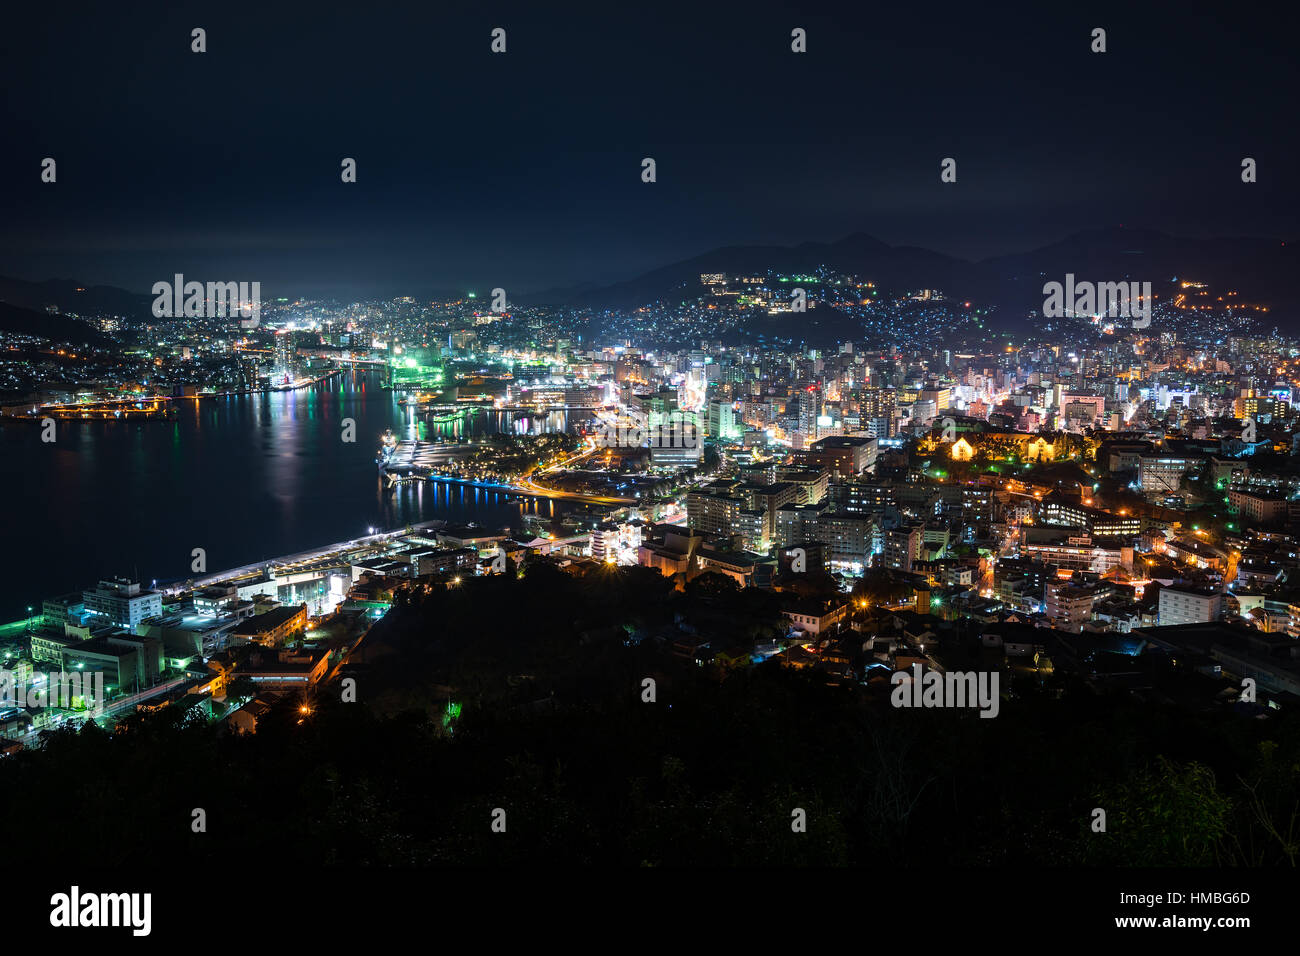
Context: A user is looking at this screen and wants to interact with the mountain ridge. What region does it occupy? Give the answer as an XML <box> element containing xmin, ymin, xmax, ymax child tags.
<box><xmin>3</xmin><ymin>227</ymin><xmax>1295</xmax><ymax>324</ymax></box>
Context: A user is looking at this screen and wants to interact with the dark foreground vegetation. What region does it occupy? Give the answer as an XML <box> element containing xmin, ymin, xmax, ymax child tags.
<box><xmin>2</xmin><ymin>562</ymin><xmax>1298</xmax><ymax>866</ymax></box>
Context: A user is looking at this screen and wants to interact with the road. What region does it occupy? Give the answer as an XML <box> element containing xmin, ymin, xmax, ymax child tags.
<box><xmin>5</xmin><ymin>676</ymin><xmax>189</xmax><ymax>750</ymax></box>
<box><xmin>174</xmin><ymin>521</ymin><xmax>448</xmax><ymax>594</ymax></box>
<box><xmin>512</xmin><ymin>474</ymin><xmax>637</xmax><ymax>505</ymax></box>
<box><xmin>512</xmin><ymin>427</ymin><xmax>638</xmax><ymax>504</ymax></box>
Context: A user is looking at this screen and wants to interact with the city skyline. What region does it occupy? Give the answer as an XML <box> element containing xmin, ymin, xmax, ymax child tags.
<box><xmin>4</xmin><ymin>0</ymin><xmax>1298</xmax><ymax>936</ymax></box>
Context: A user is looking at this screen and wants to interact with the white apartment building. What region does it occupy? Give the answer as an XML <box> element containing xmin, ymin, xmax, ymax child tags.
<box><xmin>81</xmin><ymin>579</ymin><xmax>163</xmax><ymax>629</ymax></box>
<box><xmin>1158</xmin><ymin>586</ymin><xmax>1222</xmax><ymax>626</ymax></box>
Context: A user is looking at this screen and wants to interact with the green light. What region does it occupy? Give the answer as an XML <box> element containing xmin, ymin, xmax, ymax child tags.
<box><xmin>442</xmin><ymin>700</ymin><xmax>462</xmax><ymax>732</ymax></box>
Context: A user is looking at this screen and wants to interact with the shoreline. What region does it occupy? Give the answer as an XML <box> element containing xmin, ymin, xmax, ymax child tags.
<box><xmin>0</xmin><ymin>368</ymin><xmax>345</xmax><ymax>421</ymax></box>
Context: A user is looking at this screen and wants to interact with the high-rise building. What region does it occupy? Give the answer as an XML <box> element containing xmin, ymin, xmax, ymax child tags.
<box><xmin>707</xmin><ymin>400</ymin><xmax>740</xmax><ymax>440</ymax></box>
<box><xmin>804</xmin><ymin>436</ymin><xmax>877</xmax><ymax>478</ymax></box>
<box><xmin>82</xmin><ymin>579</ymin><xmax>163</xmax><ymax>629</ymax></box>
<box><xmin>797</xmin><ymin>386</ymin><xmax>822</xmax><ymax>446</ymax></box>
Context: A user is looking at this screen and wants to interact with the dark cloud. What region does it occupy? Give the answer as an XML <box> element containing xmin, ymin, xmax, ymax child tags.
<box><xmin>1</xmin><ymin>1</ymin><xmax>1295</xmax><ymax>298</ymax></box>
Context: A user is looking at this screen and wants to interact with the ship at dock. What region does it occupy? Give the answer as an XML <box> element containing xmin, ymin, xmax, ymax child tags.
<box><xmin>375</xmin><ymin>429</ymin><xmax>397</xmax><ymax>469</ymax></box>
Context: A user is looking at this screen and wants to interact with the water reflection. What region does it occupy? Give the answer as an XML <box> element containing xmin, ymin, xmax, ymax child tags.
<box><xmin>0</xmin><ymin>371</ymin><xmax>576</xmax><ymax>617</ymax></box>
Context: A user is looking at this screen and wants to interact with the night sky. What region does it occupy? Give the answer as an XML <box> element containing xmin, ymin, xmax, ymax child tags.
<box><xmin>2</xmin><ymin>1</ymin><xmax>1296</xmax><ymax>299</ymax></box>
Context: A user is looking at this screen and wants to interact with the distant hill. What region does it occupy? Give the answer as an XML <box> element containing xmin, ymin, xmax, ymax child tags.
<box><xmin>0</xmin><ymin>276</ymin><xmax>153</xmax><ymax>320</ymax></box>
<box><xmin>0</xmin><ymin>300</ymin><xmax>111</xmax><ymax>347</ymax></box>
<box><xmin>528</xmin><ymin>233</ymin><xmax>968</xmax><ymax>309</ymax></box>
<box><xmin>5</xmin><ymin>226</ymin><xmax>1297</xmax><ymax>328</ymax></box>
<box><xmin>524</xmin><ymin>228</ymin><xmax>1299</xmax><ymax>319</ymax></box>
<box><xmin>969</xmin><ymin>228</ymin><xmax>1297</xmax><ymax>315</ymax></box>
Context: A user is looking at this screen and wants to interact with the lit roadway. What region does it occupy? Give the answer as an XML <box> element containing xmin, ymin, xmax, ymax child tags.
<box><xmin>383</xmin><ymin>428</ymin><xmax>636</xmax><ymax>505</ymax></box>
<box><xmin>171</xmin><ymin>523</ymin><xmax>445</xmax><ymax>595</ymax></box>
<box><xmin>981</xmin><ymin>521</ymin><xmax>1022</xmax><ymax>596</ymax></box>
<box><xmin>512</xmin><ymin>475</ymin><xmax>638</xmax><ymax>505</ymax></box>
<box><xmin>9</xmin><ymin>676</ymin><xmax>191</xmax><ymax>749</ymax></box>
<box><xmin>180</xmin><ymin>440</ymin><xmax>633</xmax><ymax>597</ymax></box>
<box><xmin>513</xmin><ymin>431</ymin><xmax>638</xmax><ymax>505</ymax></box>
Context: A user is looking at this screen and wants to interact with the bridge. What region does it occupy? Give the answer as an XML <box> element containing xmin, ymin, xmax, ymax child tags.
<box><xmin>297</xmin><ymin>348</ymin><xmax>387</xmax><ymax>366</ymax></box>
